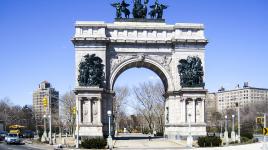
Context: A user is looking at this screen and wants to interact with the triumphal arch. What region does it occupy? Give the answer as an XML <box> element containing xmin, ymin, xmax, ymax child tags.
<box><xmin>73</xmin><ymin>0</ymin><xmax>208</xmax><ymax>139</ymax></box>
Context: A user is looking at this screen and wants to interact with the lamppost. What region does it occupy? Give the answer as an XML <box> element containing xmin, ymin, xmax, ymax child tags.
<box><xmin>231</xmin><ymin>115</ymin><xmax>235</xmax><ymax>142</ymax></box>
<box><xmin>187</xmin><ymin>113</ymin><xmax>193</xmax><ymax>148</ymax></box>
<box><xmin>107</xmin><ymin>110</ymin><xmax>112</xmax><ymax>149</ymax></box>
<box><xmin>224</xmin><ymin>115</ymin><xmax>229</xmax><ymax>145</ymax></box>
<box><xmin>76</xmin><ymin>106</ymin><xmax>79</xmax><ymax>149</ymax></box>
<box><xmin>220</xmin><ymin>119</ymin><xmax>223</xmax><ymax>138</ymax></box>
<box><xmin>4</xmin><ymin>109</ymin><xmax>7</xmax><ymax>131</ymax></box>
<box><xmin>41</xmin><ymin>114</ymin><xmax>47</xmax><ymax>142</ymax></box>
<box><xmin>236</xmin><ymin>102</ymin><xmax>241</xmax><ymax>143</ymax></box>
<box><xmin>48</xmin><ymin>114</ymin><xmax>52</xmax><ymax>145</ymax></box>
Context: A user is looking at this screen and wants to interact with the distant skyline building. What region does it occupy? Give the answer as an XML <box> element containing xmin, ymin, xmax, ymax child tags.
<box><xmin>33</xmin><ymin>81</ymin><xmax>59</xmax><ymax>126</ymax></box>
<box><xmin>217</xmin><ymin>82</ymin><xmax>268</xmax><ymax>113</ymax></box>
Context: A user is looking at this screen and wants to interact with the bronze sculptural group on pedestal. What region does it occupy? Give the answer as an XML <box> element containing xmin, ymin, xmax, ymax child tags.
<box><xmin>78</xmin><ymin>54</ymin><xmax>105</xmax><ymax>87</ymax></box>
<box><xmin>178</xmin><ymin>56</ymin><xmax>205</xmax><ymax>88</ymax></box>
<box><xmin>111</xmin><ymin>0</ymin><xmax>167</xmax><ymax>19</ymax></box>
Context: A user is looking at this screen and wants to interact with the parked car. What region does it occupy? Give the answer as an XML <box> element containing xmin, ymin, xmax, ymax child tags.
<box><xmin>23</xmin><ymin>130</ymin><xmax>34</xmax><ymax>138</ymax></box>
<box><xmin>5</xmin><ymin>133</ymin><xmax>22</xmax><ymax>144</ymax></box>
<box><xmin>0</xmin><ymin>131</ymin><xmax>7</xmax><ymax>141</ymax></box>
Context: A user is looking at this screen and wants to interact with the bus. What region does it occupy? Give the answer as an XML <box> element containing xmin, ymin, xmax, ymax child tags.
<box><xmin>9</xmin><ymin>125</ymin><xmax>25</xmax><ymax>137</ymax></box>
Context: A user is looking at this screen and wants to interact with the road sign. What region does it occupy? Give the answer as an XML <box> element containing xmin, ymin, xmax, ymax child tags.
<box><xmin>43</xmin><ymin>97</ymin><xmax>48</xmax><ymax>107</ymax></box>
<box><xmin>256</xmin><ymin>117</ymin><xmax>264</xmax><ymax>124</ymax></box>
<box><xmin>263</xmin><ymin>128</ymin><xmax>268</xmax><ymax>136</ymax></box>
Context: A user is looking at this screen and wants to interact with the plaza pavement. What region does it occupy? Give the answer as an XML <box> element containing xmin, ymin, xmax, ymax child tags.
<box><xmin>9</xmin><ymin>133</ymin><xmax>265</xmax><ymax>150</ymax></box>
<box><xmin>113</xmin><ymin>133</ymin><xmax>266</xmax><ymax>150</ymax></box>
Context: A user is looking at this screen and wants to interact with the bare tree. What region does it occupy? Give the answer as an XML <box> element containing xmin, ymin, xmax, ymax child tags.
<box><xmin>114</xmin><ymin>86</ymin><xmax>129</xmax><ymax>131</ymax></box>
<box><xmin>59</xmin><ymin>91</ymin><xmax>76</xmax><ymax>134</ymax></box>
<box><xmin>0</xmin><ymin>98</ymin><xmax>36</xmax><ymax>131</ymax></box>
<box><xmin>133</xmin><ymin>82</ymin><xmax>165</xmax><ymax>133</ymax></box>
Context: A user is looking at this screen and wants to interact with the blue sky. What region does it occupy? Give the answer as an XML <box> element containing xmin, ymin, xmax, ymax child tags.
<box><xmin>0</xmin><ymin>0</ymin><xmax>267</xmax><ymax>106</ymax></box>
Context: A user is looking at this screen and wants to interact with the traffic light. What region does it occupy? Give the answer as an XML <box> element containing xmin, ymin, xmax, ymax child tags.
<box><xmin>72</xmin><ymin>107</ymin><xmax>77</xmax><ymax>115</ymax></box>
<box><xmin>43</xmin><ymin>97</ymin><xmax>48</xmax><ymax>108</ymax></box>
<box><xmin>256</xmin><ymin>117</ymin><xmax>264</xmax><ymax>124</ymax></box>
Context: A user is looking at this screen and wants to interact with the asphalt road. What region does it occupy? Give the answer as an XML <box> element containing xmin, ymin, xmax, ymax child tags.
<box><xmin>0</xmin><ymin>142</ymin><xmax>41</xmax><ymax>150</ymax></box>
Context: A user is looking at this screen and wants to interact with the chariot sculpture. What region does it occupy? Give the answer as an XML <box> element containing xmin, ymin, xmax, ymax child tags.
<box><xmin>111</xmin><ymin>0</ymin><xmax>167</xmax><ymax>19</ymax></box>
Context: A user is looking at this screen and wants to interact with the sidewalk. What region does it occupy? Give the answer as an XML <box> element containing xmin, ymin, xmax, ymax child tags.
<box><xmin>195</xmin><ymin>142</ymin><xmax>264</xmax><ymax>150</ymax></box>
<box><xmin>25</xmin><ymin>143</ymin><xmax>55</xmax><ymax>150</ymax></box>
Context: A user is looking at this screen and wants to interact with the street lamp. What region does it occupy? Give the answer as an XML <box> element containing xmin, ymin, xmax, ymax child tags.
<box><xmin>48</xmin><ymin>114</ymin><xmax>52</xmax><ymax>145</ymax></box>
<box><xmin>107</xmin><ymin>110</ymin><xmax>112</xmax><ymax>149</ymax></box>
<box><xmin>187</xmin><ymin>113</ymin><xmax>193</xmax><ymax>148</ymax></box>
<box><xmin>76</xmin><ymin>107</ymin><xmax>79</xmax><ymax>149</ymax></box>
<box><xmin>224</xmin><ymin>115</ymin><xmax>229</xmax><ymax>145</ymax></box>
<box><xmin>41</xmin><ymin>114</ymin><xmax>48</xmax><ymax>142</ymax></box>
<box><xmin>231</xmin><ymin>115</ymin><xmax>235</xmax><ymax>142</ymax></box>
<box><xmin>236</xmin><ymin>102</ymin><xmax>241</xmax><ymax>143</ymax></box>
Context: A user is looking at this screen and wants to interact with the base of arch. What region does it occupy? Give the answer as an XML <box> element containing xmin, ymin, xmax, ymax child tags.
<box><xmin>78</xmin><ymin>125</ymin><xmax>103</xmax><ymax>138</ymax></box>
<box><xmin>165</xmin><ymin>124</ymin><xmax>207</xmax><ymax>140</ymax></box>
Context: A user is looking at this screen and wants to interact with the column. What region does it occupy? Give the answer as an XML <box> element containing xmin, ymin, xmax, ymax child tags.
<box><xmin>183</xmin><ymin>99</ymin><xmax>186</xmax><ymax>123</ymax></box>
<box><xmin>88</xmin><ymin>99</ymin><xmax>92</xmax><ymax>123</ymax></box>
<box><xmin>180</xmin><ymin>100</ymin><xmax>184</xmax><ymax>123</ymax></box>
<box><xmin>98</xmin><ymin>98</ymin><xmax>102</xmax><ymax>124</ymax></box>
<box><xmin>192</xmin><ymin>99</ymin><xmax>196</xmax><ymax>123</ymax></box>
<box><xmin>201</xmin><ymin>99</ymin><xmax>205</xmax><ymax>123</ymax></box>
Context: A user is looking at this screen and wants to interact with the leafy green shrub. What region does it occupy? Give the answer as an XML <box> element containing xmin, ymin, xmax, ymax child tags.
<box><xmin>229</xmin><ymin>141</ymin><xmax>238</xmax><ymax>144</ymax></box>
<box><xmin>156</xmin><ymin>132</ymin><xmax>163</xmax><ymax>136</ymax></box>
<box><xmin>142</xmin><ymin>128</ymin><xmax>152</xmax><ymax>134</ymax></box>
<box><xmin>240</xmin><ymin>132</ymin><xmax>253</xmax><ymax>139</ymax></box>
<box><xmin>81</xmin><ymin>138</ymin><xmax>107</xmax><ymax>149</ymax></box>
<box><xmin>197</xmin><ymin>136</ymin><xmax>222</xmax><ymax>147</ymax></box>
<box><xmin>253</xmin><ymin>138</ymin><xmax>259</xmax><ymax>143</ymax></box>
<box><xmin>241</xmin><ymin>136</ymin><xmax>250</xmax><ymax>143</ymax></box>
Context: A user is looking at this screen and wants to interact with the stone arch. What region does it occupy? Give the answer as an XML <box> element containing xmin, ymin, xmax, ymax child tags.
<box><xmin>109</xmin><ymin>57</ymin><xmax>174</xmax><ymax>92</ymax></box>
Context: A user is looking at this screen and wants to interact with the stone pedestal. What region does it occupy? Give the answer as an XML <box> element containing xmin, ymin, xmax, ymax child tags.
<box><xmin>41</xmin><ymin>131</ymin><xmax>48</xmax><ymax>142</ymax></box>
<box><xmin>231</xmin><ymin>131</ymin><xmax>236</xmax><ymax>142</ymax></box>
<box><xmin>224</xmin><ymin>131</ymin><xmax>229</xmax><ymax>145</ymax></box>
<box><xmin>74</xmin><ymin>87</ymin><xmax>113</xmax><ymax>138</ymax></box>
<box><xmin>165</xmin><ymin>88</ymin><xmax>207</xmax><ymax>139</ymax></box>
<box><xmin>187</xmin><ymin>135</ymin><xmax>193</xmax><ymax>147</ymax></box>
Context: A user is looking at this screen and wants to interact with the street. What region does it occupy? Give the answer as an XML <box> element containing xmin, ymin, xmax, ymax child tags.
<box><xmin>0</xmin><ymin>142</ymin><xmax>41</xmax><ymax>150</ymax></box>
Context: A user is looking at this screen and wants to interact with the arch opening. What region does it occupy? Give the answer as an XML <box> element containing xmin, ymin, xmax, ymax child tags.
<box><xmin>110</xmin><ymin>59</ymin><xmax>170</xmax><ymax>92</ymax></box>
